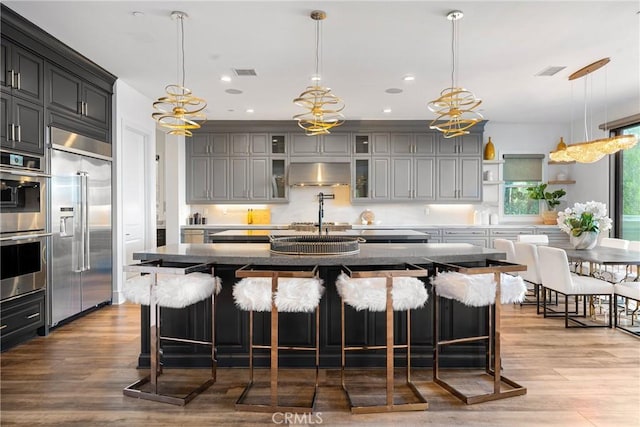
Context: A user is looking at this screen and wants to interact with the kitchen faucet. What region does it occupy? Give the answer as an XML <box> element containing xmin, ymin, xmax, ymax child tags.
<box><xmin>317</xmin><ymin>192</ymin><xmax>335</xmax><ymax>235</ymax></box>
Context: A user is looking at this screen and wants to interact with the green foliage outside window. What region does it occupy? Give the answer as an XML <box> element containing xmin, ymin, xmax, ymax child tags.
<box><xmin>504</xmin><ymin>182</ymin><xmax>540</xmax><ymax>215</ymax></box>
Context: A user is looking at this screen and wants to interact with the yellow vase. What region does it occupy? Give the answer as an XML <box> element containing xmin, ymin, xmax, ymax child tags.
<box><xmin>483</xmin><ymin>137</ymin><xmax>495</xmax><ymax>160</ymax></box>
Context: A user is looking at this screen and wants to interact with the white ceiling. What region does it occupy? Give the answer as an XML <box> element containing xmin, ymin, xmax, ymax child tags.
<box><xmin>5</xmin><ymin>1</ymin><xmax>640</xmax><ymax>125</ymax></box>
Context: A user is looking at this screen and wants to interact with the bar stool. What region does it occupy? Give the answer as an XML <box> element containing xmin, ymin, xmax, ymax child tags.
<box><xmin>431</xmin><ymin>260</ymin><xmax>527</xmax><ymax>404</ymax></box>
<box><xmin>336</xmin><ymin>263</ymin><xmax>429</xmax><ymax>414</ymax></box>
<box><xmin>122</xmin><ymin>259</ymin><xmax>221</xmax><ymax>405</ymax></box>
<box><xmin>233</xmin><ymin>264</ymin><xmax>324</xmax><ymax>413</ymax></box>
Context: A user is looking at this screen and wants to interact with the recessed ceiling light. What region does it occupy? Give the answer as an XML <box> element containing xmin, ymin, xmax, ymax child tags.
<box><xmin>402</xmin><ymin>75</ymin><xmax>415</xmax><ymax>81</ymax></box>
<box><xmin>246</xmin><ymin>108</ymin><xmax>254</xmax><ymax>113</ymax></box>
<box><xmin>385</xmin><ymin>88</ymin><xmax>403</xmax><ymax>94</ymax></box>
<box><xmin>225</xmin><ymin>88</ymin><xmax>243</xmax><ymax>95</ymax></box>
<box><xmin>220</xmin><ymin>75</ymin><xmax>231</xmax><ymax>82</ymax></box>
<box><xmin>131</xmin><ymin>11</ymin><xmax>144</xmax><ymax>17</ymax></box>
<box><xmin>383</xmin><ymin>108</ymin><xmax>392</xmax><ymax>113</ymax></box>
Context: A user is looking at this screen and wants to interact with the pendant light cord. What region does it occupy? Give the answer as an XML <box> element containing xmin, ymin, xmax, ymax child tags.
<box><xmin>450</xmin><ymin>17</ymin><xmax>457</xmax><ymax>89</ymax></box>
<box><xmin>315</xmin><ymin>18</ymin><xmax>321</xmax><ymax>81</ymax></box>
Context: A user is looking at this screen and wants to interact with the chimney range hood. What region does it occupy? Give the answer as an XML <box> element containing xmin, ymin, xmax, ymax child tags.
<box><xmin>288</xmin><ymin>162</ymin><xmax>351</xmax><ymax>186</ymax></box>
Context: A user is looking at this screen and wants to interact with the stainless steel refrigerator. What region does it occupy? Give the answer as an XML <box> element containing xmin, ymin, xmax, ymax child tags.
<box><xmin>49</xmin><ymin>127</ymin><xmax>112</xmax><ymax>327</ymax></box>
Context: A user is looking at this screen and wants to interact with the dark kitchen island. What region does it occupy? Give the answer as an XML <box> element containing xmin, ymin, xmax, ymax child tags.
<box><xmin>132</xmin><ymin>242</ymin><xmax>505</xmax><ymax>369</ymax></box>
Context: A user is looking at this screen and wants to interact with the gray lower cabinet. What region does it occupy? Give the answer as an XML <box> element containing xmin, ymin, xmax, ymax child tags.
<box><xmin>436</xmin><ymin>157</ymin><xmax>482</xmax><ymax>202</ymax></box>
<box><xmin>442</xmin><ymin>228</ymin><xmax>489</xmax><ymax>248</ymax></box>
<box><xmin>536</xmin><ymin>227</ymin><xmax>569</xmax><ymax>244</ymax></box>
<box><xmin>489</xmin><ymin>227</ymin><xmax>537</xmax><ymax>244</ymax></box>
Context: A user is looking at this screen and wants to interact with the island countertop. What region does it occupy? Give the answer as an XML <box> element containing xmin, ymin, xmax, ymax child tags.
<box><xmin>133</xmin><ymin>242</ymin><xmax>503</xmax><ymax>266</ymax></box>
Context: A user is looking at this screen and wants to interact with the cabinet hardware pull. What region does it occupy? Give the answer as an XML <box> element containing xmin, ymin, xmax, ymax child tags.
<box><xmin>84</xmin><ymin>102</ymin><xmax>88</xmax><ymax>116</ymax></box>
<box><xmin>26</xmin><ymin>313</ymin><xmax>40</xmax><ymax>319</ymax></box>
<box><xmin>16</xmin><ymin>125</ymin><xmax>21</xmax><ymax>142</ymax></box>
<box><xmin>9</xmin><ymin>70</ymin><xmax>15</xmax><ymax>88</ymax></box>
<box><xmin>10</xmin><ymin>123</ymin><xmax>15</xmax><ymax>141</ymax></box>
<box><xmin>16</xmin><ymin>72</ymin><xmax>21</xmax><ymax>90</ymax></box>
<box><xmin>0</xmin><ymin>324</ymin><xmax>7</xmax><ymax>330</ymax></box>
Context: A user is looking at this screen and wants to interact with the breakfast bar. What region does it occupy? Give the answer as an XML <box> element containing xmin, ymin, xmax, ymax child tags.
<box><xmin>132</xmin><ymin>242</ymin><xmax>506</xmax><ymax>369</ymax></box>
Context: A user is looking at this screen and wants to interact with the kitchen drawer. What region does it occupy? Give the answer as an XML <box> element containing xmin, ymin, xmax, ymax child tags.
<box><xmin>442</xmin><ymin>237</ymin><xmax>489</xmax><ymax>248</ymax></box>
<box><xmin>442</xmin><ymin>228</ymin><xmax>488</xmax><ymax>237</ymax></box>
<box><xmin>490</xmin><ymin>228</ymin><xmax>537</xmax><ymax>242</ymax></box>
<box><xmin>413</xmin><ymin>228</ymin><xmax>441</xmax><ymax>242</ymax></box>
<box><xmin>1</xmin><ymin>290</ymin><xmax>45</xmax><ymax>346</ymax></box>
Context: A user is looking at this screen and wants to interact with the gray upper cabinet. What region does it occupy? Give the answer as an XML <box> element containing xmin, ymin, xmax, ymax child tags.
<box><xmin>436</xmin><ymin>156</ymin><xmax>482</xmax><ymax>202</ymax></box>
<box><xmin>230</xmin><ymin>133</ymin><xmax>268</xmax><ymax>155</ymax></box>
<box><xmin>390</xmin><ymin>133</ymin><xmax>436</xmax><ymax>155</ymax></box>
<box><xmin>371</xmin><ymin>157</ymin><xmax>390</xmax><ymax>199</ymax></box>
<box><xmin>371</xmin><ymin>133</ymin><xmax>390</xmax><ymax>155</ymax></box>
<box><xmin>186</xmin><ymin>132</ymin><xmax>286</xmax><ymax>203</ymax></box>
<box><xmin>391</xmin><ymin>156</ymin><xmax>435</xmax><ymax>201</ymax></box>
<box><xmin>1</xmin><ymin>91</ymin><xmax>44</xmax><ymax>154</ymax></box>
<box><xmin>46</xmin><ymin>64</ymin><xmax>111</xmax><ymax>132</ymax></box>
<box><xmin>187</xmin><ymin>156</ymin><xmax>229</xmax><ymax>203</ymax></box>
<box><xmin>1</xmin><ymin>38</ymin><xmax>44</xmax><ymax>154</ymax></box>
<box><xmin>290</xmin><ymin>132</ymin><xmax>350</xmax><ymax>156</ymax></box>
<box><xmin>1</xmin><ymin>38</ymin><xmax>44</xmax><ymax>105</ymax></box>
<box><xmin>390</xmin><ymin>133</ymin><xmax>413</xmax><ymax>154</ymax></box>
<box><xmin>437</xmin><ymin>134</ymin><xmax>482</xmax><ymax>156</ymax></box>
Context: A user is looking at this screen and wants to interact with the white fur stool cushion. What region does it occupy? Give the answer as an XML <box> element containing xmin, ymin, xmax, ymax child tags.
<box><xmin>124</xmin><ymin>273</ymin><xmax>221</xmax><ymax>309</ymax></box>
<box><xmin>233</xmin><ymin>277</ymin><xmax>325</xmax><ymax>313</ymax></box>
<box><xmin>335</xmin><ymin>272</ymin><xmax>428</xmax><ymax>312</ymax></box>
<box><xmin>431</xmin><ymin>272</ymin><xmax>527</xmax><ymax>307</ymax></box>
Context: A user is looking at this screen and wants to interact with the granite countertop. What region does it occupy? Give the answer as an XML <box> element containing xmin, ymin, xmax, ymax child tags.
<box><xmin>209</xmin><ymin>229</ymin><xmax>429</xmax><ymax>242</ymax></box>
<box><xmin>133</xmin><ymin>242</ymin><xmax>504</xmax><ymax>266</ymax></box>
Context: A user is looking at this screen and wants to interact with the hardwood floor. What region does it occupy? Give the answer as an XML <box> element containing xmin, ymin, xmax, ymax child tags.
<box><xmin>1</xmin><ymin>302</ymin><xmax>639</xmax><ymax>426</ymax></box>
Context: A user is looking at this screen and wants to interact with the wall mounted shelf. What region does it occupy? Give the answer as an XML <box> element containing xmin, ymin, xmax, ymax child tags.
<box><xmin>547</xmin><ymin>180</ymin><xmax>576</xmax><ymax>185</ymax></box>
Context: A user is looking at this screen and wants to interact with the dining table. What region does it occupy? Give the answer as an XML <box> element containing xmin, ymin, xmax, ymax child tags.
<box><xmin>557</xmin><ymin>245</ymin><xmax>640</xmax><ymax>281</ymax></box>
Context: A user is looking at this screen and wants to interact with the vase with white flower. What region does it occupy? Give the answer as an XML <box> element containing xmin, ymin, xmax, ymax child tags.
<box><xmin>557</xmin><ymin>201</ymin><xmax>613</xmax><ymax>249</ymax></box>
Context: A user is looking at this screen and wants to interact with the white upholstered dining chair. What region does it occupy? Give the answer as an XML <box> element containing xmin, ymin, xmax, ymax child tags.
<box><xmin>493</xmin><ymin>239</ymin><xmax>517</xmax><ymax>263</ymax></box>
<box><xmin>513</xmin><ymin>242</ymin><xmax>546</xmax><ymax>313</ymax></box>
<box><xmin>537</xmin><ymin>246</ymin><xmax>614</xmax><ymax>328</ymax></box>
<box><xmin>517</xmin><ymin>234</ymin><xmax>549</xmax><ymax>245</ymax></box>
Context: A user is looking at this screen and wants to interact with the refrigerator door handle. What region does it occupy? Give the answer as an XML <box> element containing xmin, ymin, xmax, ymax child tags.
<box><xmin>83</xmin><ymin>173</ymin><xmax>90</xmax><ymax>271</ymax></box>
<box><xmin>78</xmin><ymin>172</ymin><xmax>90</xmax><ymax>272</ymax></box>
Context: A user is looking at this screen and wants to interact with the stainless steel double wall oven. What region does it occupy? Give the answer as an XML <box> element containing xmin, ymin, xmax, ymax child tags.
<box><xmin>0</xmin><ymin>151</ymin><xmax>49</xmax><ymax>301</ymax></box>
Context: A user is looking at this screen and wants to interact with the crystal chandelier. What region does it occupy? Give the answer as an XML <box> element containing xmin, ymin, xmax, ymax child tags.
<box><xmin>293</xmin><ymin>10</ymin><xmax>345</xmax><ymax>136</ymax></box>
<box><xmin>428</xmin><ymin>10</ymin><xmax>483</xmax><ymax>138</ymax></box>
<box><xmin>550</xmin><ymin>58</ymin><xmax>638</xmax><ymax>163</ymax></box>
<box><xmin>152</xmin><ymin>11</ymin><xmax>207</xmax><ymax>137</ymax></box>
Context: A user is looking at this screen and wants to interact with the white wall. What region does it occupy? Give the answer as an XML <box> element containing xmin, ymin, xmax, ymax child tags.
<box><xmin>113</xmin><ymin>79</ymin><xmax>156</xmax><ymax>304</ymax></box>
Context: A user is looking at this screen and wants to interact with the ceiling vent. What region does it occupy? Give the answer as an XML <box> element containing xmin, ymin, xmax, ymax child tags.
<box><xmin>233</xmin><ymin>68</ymin><xmax>258</xmax><ymax>77</ymax></box>
<box><xmin>535</xmin><ymin>66</ymin><xmax>566</xmax><ymax>77</ymax></box>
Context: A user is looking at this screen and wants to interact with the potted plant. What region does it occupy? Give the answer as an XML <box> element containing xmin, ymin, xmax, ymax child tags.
<box><xmin>526</xmin><ymin>183</ymin><xmax>567</xmax><ymax>225</ymax></box>
<box><xmin>557</xmin><ymin>201</ymin><xmax>612</xmax><ymax>249</ymax></box>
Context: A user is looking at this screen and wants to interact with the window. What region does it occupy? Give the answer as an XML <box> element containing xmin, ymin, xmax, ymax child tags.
<box><xmin>614</xmin><ymin>123</ymin><xmax>640</xmax><ymax>240</ymax></box>
<box><xmin>503</xmin><ymin>154</ymin><xmax>544</xmax><ymax>216</ymax></box>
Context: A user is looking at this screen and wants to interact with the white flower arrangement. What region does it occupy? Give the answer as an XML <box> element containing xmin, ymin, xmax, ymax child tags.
<box><xmin>557</xmin><ymin>201</ymin><xmax>613</xmax><ymax>237</ymax></box>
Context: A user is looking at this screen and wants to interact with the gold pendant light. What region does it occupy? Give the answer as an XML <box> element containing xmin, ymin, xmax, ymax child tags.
<box><xmin>152</xmin><ymin>11</ymin><xmax>206</xmax><ymax>137</ymax></box>
<box><xmin>293</xmin><ymin>10</ymin><xmax>345</xmax><ymax>136</ymax></box>
<box><xmin>550</xmin><ymin>58</ymin><xmax>638</xmax><ymax>163</ymax></box>
<box><xmin>428</xmin><ymin>10</ymin><xmax>483</xmax><ymax>138</ymax></box>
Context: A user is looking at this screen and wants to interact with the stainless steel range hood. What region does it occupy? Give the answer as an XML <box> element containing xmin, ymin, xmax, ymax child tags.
<box><xmin>288</xmin><ymin>162</ymin><xmax>351</xmax><ymax>186</ymax></box>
